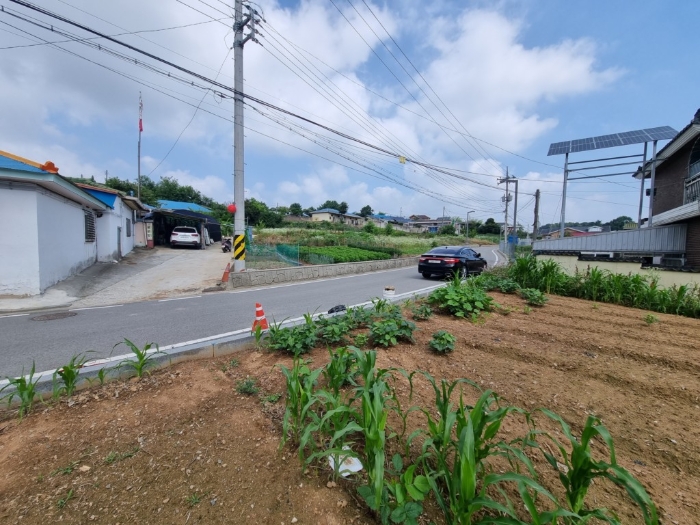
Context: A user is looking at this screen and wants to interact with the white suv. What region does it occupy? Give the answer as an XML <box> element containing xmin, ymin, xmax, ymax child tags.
<box><xmin>170</xmin><ymin>226</ymin><xmax>201</xmax><ymax>249</ymax></box>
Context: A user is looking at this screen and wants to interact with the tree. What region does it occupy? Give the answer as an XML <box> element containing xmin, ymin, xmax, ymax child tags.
<box><xmin>359</xmin><ymin>205</ymin><xmax>373</xmax><ymax>217</ymax></box>
<box><xmin>384</xmin><ymin>222</ymin><xmax>394</xmax><ymax>235</ymax></box>
<box><xmin>363</xmin><ymin>221</ymin><xmax>378</xmax><ymax>234</ymax></box>
<box><xmin>609</xmin><ymin>215</ymin><xmax>633</xmax><ymax>231</ymax></box>
<box><xmin>338</xmin><ymin>201</ymin><xmax>349</xmax><ymax>214</ymax></box>
<box><xmin>477</xmin><ymin>218</ymin><xmax>500</xmax><ymax>235</ymax></box>
<box><xmin>319</xmin><ymin>200</ymin><xmax>342</xmax><ymax>211</ymax></box>
<box><xmin>439</xmin><ymin>224</ymin><xmax>456</xmax><ymax>235</ymax></box>
<box><xmin>289</xmin><ymin>203</ymin><xmax>303</xmax><ymax>216</ymax></box>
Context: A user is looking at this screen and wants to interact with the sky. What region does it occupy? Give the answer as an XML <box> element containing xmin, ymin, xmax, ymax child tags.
<box><xmin>0</xmin><ymin>0</ymin><xmax>698</xmax><ymax>231</ymax></box>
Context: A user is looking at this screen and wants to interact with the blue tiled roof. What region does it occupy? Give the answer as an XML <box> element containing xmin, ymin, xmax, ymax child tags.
<box><xmin>370</xmin><ymin>214</ymin><xmax>410</xmax><ymax>224</ymax></box>
<box><xmin>82</xmin><ymin>188</ymin><xmax>117</xmax><ymax>209</ymax></box>
<box><xmin>311</xmin><ymin>208</ymin><xmax>341</xmax><ymax>214</ymax></box>
<box><xmin>157</xmin><ymin>199</ymin><xmax>211</xmax><ymax>212</ymax></box>
<box><xmin>0</xmin><ymin>153</ymin><xmax>47</xmax><ymax>174</ymax></box>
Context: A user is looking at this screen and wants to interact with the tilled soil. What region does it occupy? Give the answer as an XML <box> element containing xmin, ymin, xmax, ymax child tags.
<box><xmin>0</xmin><ymin>293</ymin><xmax>698</xmax><ymax>524</ymax></box>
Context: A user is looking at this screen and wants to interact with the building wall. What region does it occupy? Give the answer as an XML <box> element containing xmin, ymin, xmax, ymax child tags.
<box><xmin>0</xmin><ymin>184</ymin><xmax>40</xmax><ymax>296</ymax></box>
<box><xmin>685</xmin><ymin>216</ymin><xmax>700</xmax><ymax>267</ymax></box>
<box><xmin>653</xmin><ymin>140</ymin><xmax>693</xmax><ymax>215</ymax></box>
<box><xmin>95</xmin><ymin>198</ymin><xmax>136</xmax><ymax>261</ymax></box>
<box><xmin>311</xmin><ymin>212</ymin><xmax>337</xmax><ymax>222</ymax></box>
<box><xmin>536</xmin><ymin>255</ymin><xmax>700</xmax><ymax>288</ymax></box>
<box><xmin>36</xmin><ymin>190</ymin><xmax>97</xmax><ymax>292</ymax></box>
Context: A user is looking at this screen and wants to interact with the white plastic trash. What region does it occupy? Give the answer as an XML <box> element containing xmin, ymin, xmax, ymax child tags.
<box><xmin>328</xmin><ymin>446</ymin><xmax>363</xmax><ymax>477</ymax></box>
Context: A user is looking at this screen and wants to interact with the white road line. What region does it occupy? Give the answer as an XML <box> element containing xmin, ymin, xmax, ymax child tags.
<box><xmin>70</xmin><ymin>305</ymin><xmax>124</xmax><ymax>312</ymax></box>
<box><xmin>227</xmin><ymin>266</ymin><xmax>417</xmax><ymax>294</ymax></box>
<box><xmin>0</xmin><ymin>313</ymin><xmax>29</xmax><ymax>319</ymax></box>
<box><xmin>158</xmin><ymin>296</ymin><xmax>202</xmax><ymax>302</ymax></box>
<box><xmin>492</xmin><ymin>249</ymin><xmax>499</xmax><ymax>266</ymax></box>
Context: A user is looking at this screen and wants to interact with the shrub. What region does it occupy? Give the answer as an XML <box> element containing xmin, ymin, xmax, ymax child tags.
<box><xmin>301</xmin><ymin>246</ymin><xmax>391</xmax><ymax>263</ymax></box>
<box><xmin>236</xmin><ymin>377</ymin><xmax>259</xmax><ymax>395</ymax></box>
<box><xmin>429</xmin><ymin>330</ymin><xmax>456</xmax><ymax>353</ymax></box>
<box><xmin>410</xmin><ymin>303</ymin><xmax>433</xmax><ymax>321</ymax></box>
<box><xmin>428</xmin><ymin>278</ymin><xmax>495</xmax><ymax>320</ymax></box>
<box><xmin>370</xmin><ymin>317</ymin><xmax>416</xmax><ymax>347</ymax></box>
<box><xmin>267</xmin><ymin>322</ymin><xmax>317</xmax><ymax>356</ymax></box>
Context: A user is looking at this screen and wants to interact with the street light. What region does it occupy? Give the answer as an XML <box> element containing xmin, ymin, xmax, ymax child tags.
<box><xmin>466</xmin><ymin>210</ymin><xmax>475</xmax><ymax>244</ymax></box>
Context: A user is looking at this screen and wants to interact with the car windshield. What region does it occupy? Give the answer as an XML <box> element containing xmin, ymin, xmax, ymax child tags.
<box><xmin>173</xmin><ymin>227</ymin><xmax>197</xmax><ymax>233</ymax></box>
<box><xmin>426</xmin><ymin>247</ymin><xmax>460</xmax><ymax>256</ymax></box>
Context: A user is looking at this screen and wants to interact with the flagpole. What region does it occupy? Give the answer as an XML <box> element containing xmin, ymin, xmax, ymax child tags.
<box><xmin>138</xmin><ymin>92</ymin><xmax>142</xmax><ymax>200</ymax></box>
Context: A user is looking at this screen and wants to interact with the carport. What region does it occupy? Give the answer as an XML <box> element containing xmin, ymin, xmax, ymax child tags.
<box><xmin>145</xmin><ymin>209</ymin><xmax>208</xmax><ymax>247</ymax></box>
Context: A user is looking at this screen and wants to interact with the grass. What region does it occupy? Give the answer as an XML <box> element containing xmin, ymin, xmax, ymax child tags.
<box><xmin>236</xmin><ymin>377</ymin><xmax>259</xmax><ymax>395</ymax></box>
<box><xmin>186</xmin><ymin>493</ymin><xmax>202</xmax><ymax>507</ymax></box>
<box><xmin>51</xmin><ymin>461</ymin><xmax>78</xmax><ymax>476</ymax></box>
<box><xmin>56</xmin><ymin>489</ymin><xmax>74</xmax><ymax>509</ymax></box>
<box><xmin>644</xmin><ymin>313</ymin><xmax>659</xmax><ymax>325</ymax></box>
<box><xmin>104</xmin><ymin>447</ymin><xmax>140</xmax><ymax>465</ymax></box>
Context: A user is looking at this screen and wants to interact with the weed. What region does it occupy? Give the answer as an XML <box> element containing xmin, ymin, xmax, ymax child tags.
<box><xmin>0</xmin><ymin>362</ymin><xmax>40</xmax><ymax>419</ymax></box>
<box><xmin>644</xmin><ymin>313</ymin><xmax>658</xmax><ymax>325</ymax></box>
<box><xmin>592</xmin><ymin>303</ymin><xmax>599</xmax><ymax>310</ymax></box>
<box><xmin>428</xmin><ymin>279</ymin><xmax>495</xmax><ymax>320</ymax></box>
<box><xmin>186</xmin><ymin>493</ymin><xmax>202</xmax><ymax>507</ymax></box>
<box><xmin>428</xmin><ymin>330</ymin><xmax>456</xmax><ymax>354</ymax></box>
<box><xmin>57</xmin><ymin>488</ymin><xmax>74</xmax><ymax>509</ymax></box>
<box><xmin>252</xmin><ymin>323</ymin><xmax>265</xmax><ymax>349</ymax></box>
<box><xmin>236</xmin><ymin>377</ymin><xmax>259</xmax><ymax>395</ymax></box>
<box><xmin>267</xmin><ymin>320</ymin><xmax>317</xmax><ymax>356</ymax></box>
<box><xmin>229</xmin><ymin>359</ymin><xmax>239</xmax><ymax>368</ymax></box>
<box><xmin>114</xmin><ymin>338</ymin><xmax>162</xmax><ymax>378</ymax></box>
<box><xmin>520</xmin><ymin>288</ymin><xmax>548</xmax><ymax>306</ymax></box>
<box><xmin>51</xmin><ymin>461</ymin><xmax>78</xmax><ymax>476</ymax></box>
<box><xmin>523</xmin><ymin>306</ymin><xmax>532</xmax><ymax>315</ymax></box>
<box><xmin>261</xmin><ymin>393</ymin><xmax>281</xmax><ymax>404</ymax></box>
<box><xmin>104</xmin><ymin>447</ymin><xmax>139</xmax><ymax>464</ymax></box>
<box><xmin>353</xmin><ymin>333</ymin><xmax>369</xmax><ymax>348</ymax></box>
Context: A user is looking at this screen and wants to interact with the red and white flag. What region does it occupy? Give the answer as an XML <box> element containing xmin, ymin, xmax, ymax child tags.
<box><xmin>138</xmin><ymin>93</ymin><xmax>143</xmax><ymax>133</ymax></box>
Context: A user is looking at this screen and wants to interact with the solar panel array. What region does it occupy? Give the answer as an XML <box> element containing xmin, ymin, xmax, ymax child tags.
<box><xmin>547</xmin><ymin>126</ymin><xmax>678</xmax><ymax>156</ymax></box>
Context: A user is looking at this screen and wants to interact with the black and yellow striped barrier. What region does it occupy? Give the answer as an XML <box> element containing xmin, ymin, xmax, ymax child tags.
<box><xmin>233</xmin><ymin>234</ymin><xmax>245</xmax><ymax>260</ymax></box>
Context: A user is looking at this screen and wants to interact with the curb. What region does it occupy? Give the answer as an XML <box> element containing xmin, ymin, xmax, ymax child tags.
<box><xmin>0</xmin><ymin>282</ymin><xmax>447</xmax><ymax>402</ymax></box>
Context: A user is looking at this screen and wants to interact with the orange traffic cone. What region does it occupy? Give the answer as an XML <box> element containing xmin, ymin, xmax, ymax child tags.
<box><xmin>252</xmin><ymin>302</ymin><xmax>269</xmax><ymax>331</ymax></box>
<box><xmin>221</xmin><ymin>262</ymin><xmax>231</xmax><ymax>283</ymax></box>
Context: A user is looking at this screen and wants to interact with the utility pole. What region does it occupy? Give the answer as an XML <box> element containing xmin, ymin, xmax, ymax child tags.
<box><xmin>499</xmin><ymin>168</ymin><xmax>519</xmax><ymax>253</ymax></box>
<box><xmin>232</xmin><ymin>0</ymin><xmax>258</xmax><ymax>272</ymax></box>
<box><xmin>560</xmin><ymin>152</ymin><xmax>569</xmax><ymax>238</ymax></box>
<box><xmin>466</xmin><ymin>210</ymin><xmax>475</xmax><ymax>244</ymax></box>
<box><xmin>137</xmin><ymin>92</ymin><xmax>142</xmax><ymax>200</ymax></box>
<box><xmin>533</xmin><ymin>189</ymin><xmax>540</xmax><ymax>241</ymax></box>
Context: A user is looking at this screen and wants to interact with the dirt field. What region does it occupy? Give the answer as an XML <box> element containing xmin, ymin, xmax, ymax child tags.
<box><xmin>0</xmin><ymin>293</ymin><xmax>698</xmax><ymax>524</ymax></box>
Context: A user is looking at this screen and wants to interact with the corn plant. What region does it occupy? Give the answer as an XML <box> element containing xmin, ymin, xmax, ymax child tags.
<box><xmin>252</xmin><ymin>323</ymin><xmax>265</xmax><ymax>349</ymax></box>
<box><xmin>429</xmin><ymin>330</ymin><xmax>456</xmax><ymax>354</ymax></box>
<box><xmin>114</xmin><ymin>338</ymin><xmax>162</xmax><ymax>378</ymax></box>
<box><xmin>1</xmin><ymin>362</ymin><xmax>40</xmax><ymax>419</ymax></box>
<box><xmin>278</xmin><ymin>358</ymin><xmax>323</xmax><ymax>446</ymax></box>
<box><xmin>53</xmin><ymin>352</ymin><xmax>89</xmax><ymax>397</ymax></box>
<box><xmin>323</xmin><ymin>346</ymin><xmax>358</xmax><ymax>395</ymax></box>
<box><xmin>537</xmin><ymin>409</ymin><xmax>659</xmax><ymax>524</ymax></box>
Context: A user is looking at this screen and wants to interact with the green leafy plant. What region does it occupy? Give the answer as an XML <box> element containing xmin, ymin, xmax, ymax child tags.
<box><xmin>96</xmin><ymin>368</ymin><xmax>108</xmax><ymax>386</ymax></box>
<box><xmin>429</xmin><ymin>330</ymin><xmax>456</xmax><ymax>354</ymax></box>
<box><xmin>1</xmin><ymin>362</ymin><xmax>40</xmax><ymax>419</ymax></box>
<box><xmin>353</xmin><ymin>333</ymin><xmax>369</xmax><ymax>348</ymax></box>
<box><xmin>53</xmin><ymin>352</ymin><xmax>90</xmax><ymax>398</ymax></box>
<box><xmin>267</xmin><ymin>319</ymin><xmax>317</xmax><ymax>356</ymax></box>
<box><xmin>252</xmin><ymin>324</ymin><xmax>265</xmax><ymax>349</ymax></box>
<box><xmin>428</xmin><ymin>279</ymin><xmax>495</xmax><ymax>320</ymax></box>
<box><xmin>236</xmin><ymin>377</ymin><xmax>259</xmax><ymax>395</ymax></box>
<box><xmin>114</xmin><ymin>338</ymin><xmax>162</xmax><ymax>378</ymax></box>
<box><xmin>523</xmin><ymin>306</ymin><xmax>532</xmax><ymax>315</ymax></box>
<box><xmin>323</xmin><ymin>346</ymin><xmax>358</xmax><ymax>395</ymax></box>
<box><xmin>186</xmin><ymin>493</ymin><xmax>202</xmax><ymax>507</ymax></box>
<box><xmin>370</xmin><ymin>317</ymin><xmax>416</xmax><ymax>347</ymax></box>
<box><xmin>278</xmin><ymin>358</ymin><xmax>323</xmax><ymax>446</ymax></box>
<box><xmin>317</xmin><ymin>316</ymin><xmax>351</xmax><ymax>345</ymax></box>
<box><xmin>51</xmin><ymin>461</ymin><xmax>78</xmax><ymax>476</ymax></box>
<box><xmin>410</xmin><ymin>303</ymin><xmax>432</xmax><ymax>321</ymax></box>
<box><xmin>382</xmin><ymin>454</ymin><xmax>431</xmax><ymax>525</ymax></box>
<box><xmin>104</xmin><ymin>447</ymin><xmax>139</xmax><ymax>464</ymax></box>
<box><xmin>261</xmin><ymin>393</ymin><xmax>281</xmax><ymax>404</ymax></box>
<box><xmin>520</xmin><ymin>288</ymin><xmax>548</xmax><ymax>306</ymax></box>
<box><xmin>644</xmin><ymin>313</ymin><xmax>658</xmax><ymax>325</ymax></box>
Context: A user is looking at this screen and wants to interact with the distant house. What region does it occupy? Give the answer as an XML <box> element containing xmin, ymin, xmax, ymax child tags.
<box><xmin>310</xmin><ymin>208</ymin><xmax>366</xmax><ymax>226</ymax></box>
<box><xmin>157</xmin><ymin>199</ymin><xmax>211</xmax><ymax>213</ymax></box>
<box><xmin>409</xmin><ymin>214</ymin><xmax>430</xmax><ymax>220</ymax></box>
<box><xmin>0</xmin><ymin>151</ymin><xmax>107</xmax><ymax>296</ymax></box>
<box><xmin>75</xmin><ymin>183</ymin><xmax>149</xmax><ymax>261</ymax></box>
<box><xmin>407</xmin><ymin>216</ymin><xmax>459</xmax><ymax>234</ymax></box>
<box><xmin>546</xmin><ymin>228</ymin><xmax>594</xmax><ymax>239</ymax></box>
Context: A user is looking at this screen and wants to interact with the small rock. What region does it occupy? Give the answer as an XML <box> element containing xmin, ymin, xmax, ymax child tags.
<box><xmin>326</xmin><ymin>481</ymin><xmax>336</xmax><ymax>488</ymax></box>
<box><xmin>291</xmin><ymin>519</ymin><xmax>298</xmax><ymax>524</ymax></box>
<box><xmin>162</xmin><ymin>498</ymin><xmax>169</xmax><ymax>504</ymax></box>
<box><xmin>210</xmin><ymin>498</ymin><xmax>217</xmax><ymax>506</ymax></box>
<box><xmin>79</xmin><ymin>465</ymin><xmax>91</xmax><ymax>472</ymax></box>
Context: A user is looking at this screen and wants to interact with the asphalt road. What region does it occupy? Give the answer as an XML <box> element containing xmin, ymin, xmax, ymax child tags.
<box><xmin>0</xmin><ymin>248</ymin><xmax>501</xmax><ymax>377</ymax></box>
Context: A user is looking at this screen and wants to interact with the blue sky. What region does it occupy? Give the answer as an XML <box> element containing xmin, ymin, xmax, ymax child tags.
<box><xmin>1</xmin><ymin>0</ymin><xmax>698</xmax><ymax>229</ymax></box>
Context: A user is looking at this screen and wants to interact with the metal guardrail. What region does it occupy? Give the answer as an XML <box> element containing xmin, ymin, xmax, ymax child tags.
<box><xmin>533</xmin><ymin>224</ymin><xmax>687</xmax><ymax>254</ymax></box>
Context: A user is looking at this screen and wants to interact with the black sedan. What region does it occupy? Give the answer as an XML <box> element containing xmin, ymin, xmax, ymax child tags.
<box><xmin>418</xmin><ymin>246</ymin><xmax>487</xmax><ymax>279</ymax></box>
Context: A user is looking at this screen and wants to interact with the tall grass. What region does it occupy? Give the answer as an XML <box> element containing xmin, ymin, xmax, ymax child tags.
<box><xmin>505</xmin><ymin>256</ymin><xmax>700</xmax><ymax>318</ymax></box>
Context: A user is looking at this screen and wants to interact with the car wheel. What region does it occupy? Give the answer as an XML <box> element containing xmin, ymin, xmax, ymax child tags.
<box><xmin>459</xmin><ymin>267</ymin><xmax>469</xmax><ymax>279</ymax></box>
<box><xmin>421</xmin><ymin>272</ymin><xmax>431</xmax><ymax>278</ymax></box>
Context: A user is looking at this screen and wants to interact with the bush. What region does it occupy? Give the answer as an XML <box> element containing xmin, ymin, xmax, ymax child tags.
<box><xmin>519</xmin><ymin>288</ymin><xmax>548</xmax><ymax>306</ymax></box>
<box><xmin>370</xmin><ymin>317</ymin><xmax>416</xmax><ymax>347</ymax></box>
<box><xmin>300</xmin><ymin>246</ymin><xmax>391</xmax><ymax>263</ymax></box>
<box><xmin>428</xmin><ymin>277</ymin><xmax>495</xmax><ymax>320</ymax></box>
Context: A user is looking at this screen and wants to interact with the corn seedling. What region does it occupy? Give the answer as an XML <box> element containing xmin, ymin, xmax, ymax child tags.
<box><xmin>323</xmin><ymin>346</ymin><xmax>358</xmax><ymax>395</ymax></box>
<box><xmin>53</xmin><ymin>352</ymin><xmax>90</xmax><ymax>398</ymax></box>
<box><xmin>186</xmin><ymin>493</ymin><xmax>202</xmax><ymax>507</ymax></box>
<box><xmin>278</xmin><ymin>358</ymin><xmax>323</xmax><ymax>446</ymax></box>
<box><xmin>114</xmin><ymin>338</ymin><xmax>162</xmax><ymax>378</ymax></box>
<box><xmin>0</xmin><ymin>361</ymin><xmax>40</xmax><ymax>419</ymax></box>
<box><xmin>56</xmin><ymin>488</ymin><xmax>74</xmax><ymax>509</ymax></box>
<box><xmin>428</xmin><ymin>330</ymin><xmax>456</xmax><ymax>354</ymax></box>
<box><xmin>104</xmin><ymin>447</ymin><xmax>139</xmax><ymax>465</ymax></box>
<box><xmin>537</xmin><ymin>409</ymin><xmax>659</xmax><ymax>524</ymax></box>
<box><xmin>252</xmin><ymin>323</ymin><xmax>265</xmax><ymax>349</ymax></box>
<box><xmin>236</xmin><ymin>377</ymin><xmax>258</xmax><ymax>395</ymax></box>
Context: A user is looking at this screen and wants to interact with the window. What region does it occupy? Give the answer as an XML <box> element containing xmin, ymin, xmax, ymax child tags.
<box><xmin>84</xmin><ymin>211</ymin><xmax>96</xmax><ymax>242</ymax></box>
<box><xmin>126</xmin><ymin>218</ymin><xmax>132</xmax><ymax>238</ymax></box>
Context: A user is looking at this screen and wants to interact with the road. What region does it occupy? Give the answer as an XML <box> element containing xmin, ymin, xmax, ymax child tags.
<box><xmin>0</xmin><ymin>248</ymin><xmax>500</xmax><ymax>377</ymax></box>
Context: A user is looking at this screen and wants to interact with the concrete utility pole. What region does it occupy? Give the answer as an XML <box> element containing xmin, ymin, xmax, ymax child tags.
<box><xmin>533</xmin><ymin>189</ymin><xmax>540</xmax><ymax>241</ymax></box>
<box><xmin>560</xmin><ymin>152</ymin><xmax>569</xmax><ymax>238</ymax></box>
<box><xmin>647</xmin><ymin>140</ymin><xmax>658</xmax><ymax>228</ymax></box>
<box><xmin>466</xmin><ymin>210</ymin><xmax>475</xmax><ymax>243</ymax></box>
<box><xmin>232</xmin><ymin>0</ymin><xmax>257</xmax><ymax>272</ymax></box>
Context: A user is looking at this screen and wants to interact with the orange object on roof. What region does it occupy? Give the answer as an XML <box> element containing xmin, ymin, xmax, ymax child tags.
<box><xmin>0</xmin><ymin>149</ymin><xmax>59</xmax><ymax>173</ymax></box>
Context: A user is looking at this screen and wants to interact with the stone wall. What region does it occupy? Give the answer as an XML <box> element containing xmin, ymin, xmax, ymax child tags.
<box><xmin>230</xmin><ymin>257</ymin><xmax>419</xmax><ymax>288</ymax></box>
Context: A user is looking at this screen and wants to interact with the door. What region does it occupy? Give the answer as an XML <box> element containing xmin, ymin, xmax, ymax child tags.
<box><xmin>117</xmin><ymin>227</ymin><xmax>122</xmax><ymax>258</ymax></box>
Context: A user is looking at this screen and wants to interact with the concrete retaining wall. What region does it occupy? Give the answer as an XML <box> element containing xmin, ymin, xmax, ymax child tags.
<box><xmin>230</xmin><ymin>256</ymin><xmax>420</xmax><ymax>287</ymax></box>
